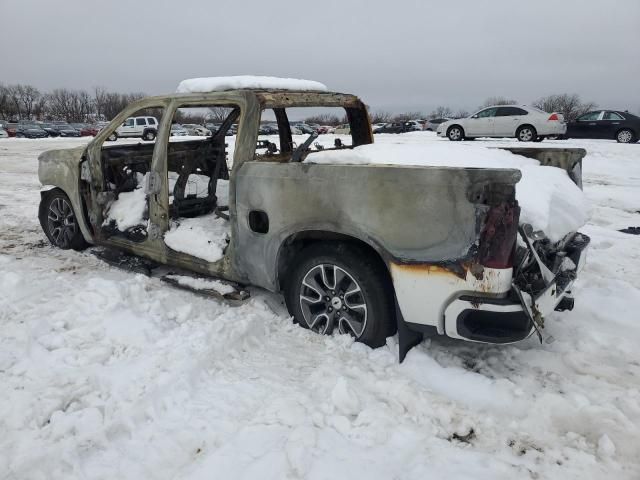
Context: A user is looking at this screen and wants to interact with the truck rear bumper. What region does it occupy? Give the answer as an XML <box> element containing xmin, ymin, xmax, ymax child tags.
<box><xmin>443</xmin><ymin>231</ymin><xmax>590</xmax><ymax>343</ymax></box>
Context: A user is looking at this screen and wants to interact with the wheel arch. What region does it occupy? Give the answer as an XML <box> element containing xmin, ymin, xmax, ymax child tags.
<box><xmin>517</xmin><ymin>123</ymin><xmax>537</xmax><ymax>134</ymax></box>
<box><xmin>447</xmin><ymin>124</ymin><xmax>465</xmax><ymax>137</ymax></box>
<box><xmin>39</xmin><ymin>184</ymin><xmax>94</xmax><ymax>245</ymax></box>
<box><xmin>275</xmin><ymin>229</ymin><xmax>392</xmax><ymax>292</ymax></box>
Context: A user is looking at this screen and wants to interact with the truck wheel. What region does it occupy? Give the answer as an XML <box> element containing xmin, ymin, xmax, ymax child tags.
<box><xmin>143</xmin><ymin>130</ymin><xmax>156</xmax><ymax>141</ymax></box>
<box><xmin>39</xmin><ymin>189</ymin><xmax>88</xmax><ymax>250</ymax></box>
<box><xmin>616</xmin><ymin>129</ymin><xmax>635</xmax><ymax>143</ymax></box>
<box><xmin>516</xmin><ymin>125</ymin><xmax>537</xmax><ymax>142</ymax></box>
<box><xmin>285</xmin><ymin>243</ymin><xmax>395</xmax><ymax>348</ymax></box>
<box><xmin>447</xmin><ymin>125</ymin><xmax>464</xmax><ymax>141</ymax></box>
<box><xmin>106</xmin><ymin>132</ymin><xmax>118</xmax><ymax>141</ymax></box>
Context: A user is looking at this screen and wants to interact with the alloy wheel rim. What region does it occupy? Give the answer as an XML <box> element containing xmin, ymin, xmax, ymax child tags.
<box><xmin>520</xmin><ymin>128</ymin><xmax>533</xmax><ymax>141</ymax></box>
<box><xmin>47</xmin><ymin>198</ymin><xmax>76</xmax><ymax>248</ymax></box>
<box><xmin>618</xmin><ymin>130</ymin><xmax>632</xmax><ymax>143</ymax></box>
<box><xmin>299</xmin><ymin>264</ymin><xmax>368</xmax><ymax>338</ymax></box>
<box><xmin>450</xmin><ymin>128</ymin><xmax>461</xmax><ymax>140</ymax></box>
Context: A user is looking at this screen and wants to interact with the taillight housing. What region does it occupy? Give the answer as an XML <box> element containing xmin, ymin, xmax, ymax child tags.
<box><xmin>548</xmin><ymin>113</ymin><xmax>559</xmax><ymax>121</ymax></box>
<box><xmin>478</xmin><ymin>197</ymin><xmax>521</xmax><ymax>269</ymax></box>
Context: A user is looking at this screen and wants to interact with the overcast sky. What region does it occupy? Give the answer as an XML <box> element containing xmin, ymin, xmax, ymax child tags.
<box><xmin>1</xmin><ymin>0</ymin><xmax>639</xmax><ymax>114</ymax></box>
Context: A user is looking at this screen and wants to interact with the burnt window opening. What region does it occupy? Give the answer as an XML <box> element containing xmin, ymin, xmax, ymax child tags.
<box><xmin>99</xmin><ymin>106</ymin><xmax>166</xmax><ymax>243</ymax></box>
<box><xmin>254</xmin><ymin>105</ymin><xmax>369</xmax><ymax>163</ymax></box>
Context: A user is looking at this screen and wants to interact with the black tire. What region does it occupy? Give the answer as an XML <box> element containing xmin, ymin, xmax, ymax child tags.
<box><xmin>616</xmin><ymin>128</ymin><xmax>635</xmax><ymax>143</ymax></box>
<box><xmin>533</xmin><ymin>136</ymin><xmax>544</xmax><ymax>142</ymax></box>
<box><xmin>465</xmin><ymin>137</ymin><xmax>476</xmax><ymax>141</ymax></box>
<box><xmin>447</xmin><ymin>125</ymin><xmax>464</xmax><ymax>141</ymax></box>
<box><xmin>16</xmin><ymin>133</ymin><xmax>24</xmax><ymax>138</ymax></box>
<box><xmin>39</xmin><ymin>189</ymin><xmax>88</xmax><ymax>250</ymax></box>
<box><xmin>106</xmin><ymin>132</ymin><xmax>118</xmax><ymax>141</ymax></box>
<box><xmin>516</xmin><ymin>125</ymin><xmax>537</xmax><ymax>142</ymax></box>
<box><xmin>284</xmin><ymin>242</ymin><xmax>395</xmax><ymax>348</ymax></box>
<box><xmin>143</xmin><ymin>130</ymin><xmax>157</xmax><ymax>141</ymax></box>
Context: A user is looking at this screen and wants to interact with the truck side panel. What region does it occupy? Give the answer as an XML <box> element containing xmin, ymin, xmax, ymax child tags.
<box><xmin>232</xmin><ymin>161</ymin><xmax>521</xmax><ymax>295</ymax></box>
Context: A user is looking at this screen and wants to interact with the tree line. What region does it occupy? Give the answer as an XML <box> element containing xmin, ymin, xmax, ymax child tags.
<box><xmin>0</xmin><ymin>83</ymin><xmax>147</xmax><ymax>123</ymax></box>
<box><xmin>1</xmin><ymin>82</ymin><xmax>600</xmax><ymax>125</ymax></box>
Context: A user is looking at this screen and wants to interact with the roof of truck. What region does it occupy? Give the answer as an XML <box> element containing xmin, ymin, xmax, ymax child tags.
<box><xmin>176</xmin><ymin>76</ymin><xmax>328</xmax><ymax>94</ymax></box>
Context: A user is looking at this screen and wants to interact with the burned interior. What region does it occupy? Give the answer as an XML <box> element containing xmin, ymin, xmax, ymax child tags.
<box><xmin>99</xmin><ymin>105</ymin><xmax>235</xmax><ymax>244</ymax></box>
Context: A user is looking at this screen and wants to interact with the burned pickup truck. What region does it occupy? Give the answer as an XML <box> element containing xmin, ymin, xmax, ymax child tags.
<box><xmin>37</xmin><ymin>76</ymin><xmax>589</xmax><ymax>359</ymax></box>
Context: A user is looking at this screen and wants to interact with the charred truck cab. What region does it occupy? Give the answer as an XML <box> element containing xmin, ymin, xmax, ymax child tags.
<box><xmin>37</xmin><ymin>77</ymin><xmax>589</xmax><ymax>360</ymax></box>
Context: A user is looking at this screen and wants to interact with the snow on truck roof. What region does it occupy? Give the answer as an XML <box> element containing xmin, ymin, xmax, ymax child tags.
<box><xmin>176</xmin><ymin>76</ymin><xmax>328</xmax><ymax>93</ymax></box>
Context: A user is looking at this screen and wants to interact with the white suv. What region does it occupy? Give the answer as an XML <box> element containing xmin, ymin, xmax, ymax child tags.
<box><xmin>437</xmin><ymin>105</ymin><xmax>566</xmax><ymax>142</ymax></box>
<box><xmin>108</xmin><ymin>116</ymin><xmax>158</xmax><ymax>141</ymax></box>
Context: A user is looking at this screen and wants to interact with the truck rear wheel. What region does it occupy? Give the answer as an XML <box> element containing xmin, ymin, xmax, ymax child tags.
<box><xmin>39</xmin><ymin>189</ymin><xmax>88</xmax><ymax>250</ymax></box>
<box><xmin>285</xmin><ymin>242</ymin><xmax>395</xmax><ymax>348</ymax></box>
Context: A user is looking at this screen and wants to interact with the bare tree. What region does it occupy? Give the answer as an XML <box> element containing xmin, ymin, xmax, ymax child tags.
<box><xmin>46</xmin><ymin>88</ymin><xmax>94</xmax><ymax>122</ymax></box>
<box><xmin>0</xmin><ymin>84</ymin><xmax>12</xmax><ymax>119</ymax></box>
<box><xmin>370</xmin><ymin>110</ymin><xmax>393</xmax><ymax>124</ymax></box>
<box><xmin>453</xmin><ymin>109</ymin><xmax>470</xmax><ymax>119</ymax></box>
<box><xmin>15</xmin><ymin>85</ymin><xmax>41</xmax><ymax>120</ymax></box>
<box><xmin>479</xmin><ymin>96</ymin><xmax>517</xmax><ymax>108</ymax></box>
<box><xmin>5</xmin><ymin>85</ymin><xmax>22</xmax><ymax>119</ymax></box>
<box><xmin>93</xmin><ymin>86</ymin><xmax>108</xmax><ymax>121</ymax></box>
<box><xmin>532</xmin><ymin>93</ymin><xmax>597</xmax><ymax>122</ymax></box>
<box><xmin>393</xmin><ymin>111</ymin><xmax>424</xmax><ymax>122</ymax></box>
<box><xmin>304</xmin><ymin>113</ymin><xmax>342</xmax><ymax>126</ymax></box>
<box><xmin>428</xmin><ymin>106</ymin><xmax>453</xmax><ymax>119</ymax></box>
<box><xmin>205</xmin><ymin>106</ymin><xmax>233</xmax><ymax>123</ymax></box>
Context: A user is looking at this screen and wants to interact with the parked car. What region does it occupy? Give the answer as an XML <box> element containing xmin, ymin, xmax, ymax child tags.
<box><xmin>36</xmin><ymin>80</ymin><xmax>589</xmax><ymax>360</ymax></box>
<box><xmin>182</xmin><ymin>124</ymin><xmax>212</xmax><ymax>136</ymax></box>
<box><xmin>334</xmin><ymin>124</ymin><xmax>350</xmax><ymax>134</ymax></box>
<box><xmin>371</xmin><ymin>123</ymin><xmax>388</xmax><ymax>133</ymax></box>
<box><xmin>227</xmin><ymin>124</ymin><xmax>238</xmax><ymax>136</ymax></box>
<box><xmin>169</xmin><ymin>123</ymin><xmax>189</xmax><ymax>136</ymax></box>
<box><xmin>80</xmin><ymin>125</ymin><xmax>101</xmax><ymax>136</ymax></box>
<box><xmin>52</xmin><ymin>124</ymin><xmax>81</xmax><ymax>137</ymax></box>
<box><xmin>375</xmin><ymin>122</ymin><xmax>412</xmax><ymax>134</ymax></box>
<box><xmin>293</xmin><ymin>123</ymin><xmax>316</xmax><ymax>134</ymax></box>
<box><xmin>259</xmin><ymin>124</ymin><xmax>278</xmax><ymax>135</ymax></box>
<box><xmin>4</xmin><ymin>123</ymin><xmax>17</xmax><ymax>137</ymax></box>
<box><xmin>565</xmin><ymin>110</ymin><xmax>640</xmax><ymax>143</ymax></box>
<box><xmin>0</xmin><ymin>128</ymin><xmax>8</xmax><ymax>138</ymax></box>
<box><xmin>109</xmin><ymin>116</ymin><xmax>158</xmax><ymax>141</ymax></box>
<box><xmin>70</xmin><ymin>123</ymin><xmax>93</xmax><ymax>136</ymax></box>
<box><xmin>40</xmin><ymin>123</ymin><xmax>61</xmax><ymax>137</ymax></box>
<box><xmin>404</xmin><ymin>120</ymin><xmax>423</xmax><ymax>131</ymax></box>
<box><xmin>437</xmin><ymin>106</ymin><xmax>566</xmax><ymax>142</ymax></box>
<box><xmin>206</xmin><ymin>123</ymin><xmax>221</xmax><ymax>133</ymax></box>
<box><xmin>424</xmin><ymin>118</ymin><xmax>450</xmax><ymax>131</ymax></box>
<box><xmin>15</xmin><ymin>125</ymin><xmax>49</xmax><ymax>138</ymax></box>
<box><xmin>316</xmin><ymin>125</ymin><xmax>332</xmax><ymax>134</ymax></box>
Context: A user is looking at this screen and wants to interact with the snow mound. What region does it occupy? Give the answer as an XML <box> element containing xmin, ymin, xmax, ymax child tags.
<box><xmin>164</xmin><ymin>274</ymin><xmax>235</xmax><ymax>295</ymax></box>
<box><xmin>164</xmin><ymin>213</ymin><xmax>229</xmax><ymax>262</ymax></box>
<box><xmin>103</xmin><ymin>174</ymin><xmax>148</xmax><ymax>231</ymax></box>
<box><xmin>305</xmin><ymin>143</ymin><xmax>589</xmax><ymax>242</ymax></box>
<box><xmin>177</xmin><ymin>76</ymin><xmax>328</xmax><ymax>93</ymax></box>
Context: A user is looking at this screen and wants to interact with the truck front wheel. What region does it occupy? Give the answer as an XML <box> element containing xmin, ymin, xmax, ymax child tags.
<box><xmin>285</xmin><ymin>243</ymin><xmax>395</xmax><ymax>348</ymax></box>
<box><xmin>39</xmin><ymin>189</ymin><xmax>88</xmax><ymax>250</ymax></box>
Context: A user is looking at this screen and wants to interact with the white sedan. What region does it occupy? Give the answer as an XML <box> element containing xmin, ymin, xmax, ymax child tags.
<box><xmin>182</xmin><ymin>124</ymin><xmax>212</xmax><ymax>136</ymax></box>
<box><xmin>437</xmin><ymin>105</ymin><xmax>566</xmax><ymax>142</ymax></box>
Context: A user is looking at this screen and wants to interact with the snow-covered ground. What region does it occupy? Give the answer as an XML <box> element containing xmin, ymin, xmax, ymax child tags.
<box><xmin>1</xmin><ymin>134</ymin><xmax>639</xmax><ymax>479</ymax></box>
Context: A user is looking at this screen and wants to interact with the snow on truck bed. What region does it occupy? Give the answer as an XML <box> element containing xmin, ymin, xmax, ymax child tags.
<box><xmin>176</xmin><ymin>75</ymin><xmax>328</xmax><ymax>93</ymax></box>
<box><xmin>305</xmin><ymin>142</ymin><xmax>589</xmax><ymax>242</ymax></box>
